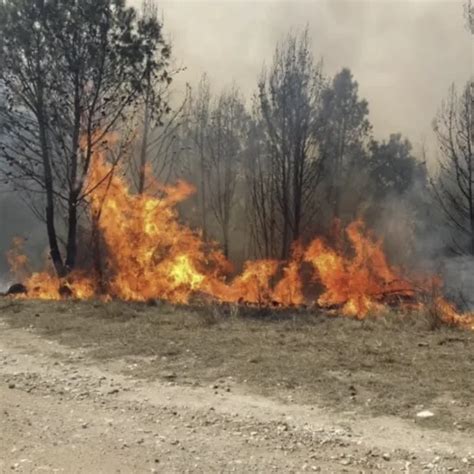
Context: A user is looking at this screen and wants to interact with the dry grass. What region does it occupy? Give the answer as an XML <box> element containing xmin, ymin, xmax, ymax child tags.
<box><xmin>1</xmin><ymin>299</ymin><xmax>473</xmax><ymax>433</ymax></box>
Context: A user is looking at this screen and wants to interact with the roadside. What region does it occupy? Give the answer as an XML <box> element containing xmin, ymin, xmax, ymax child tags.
<box><xmin>0</xmin><ymin>300</ymin><xmax>473</xmax><ymax>473</ymax></box>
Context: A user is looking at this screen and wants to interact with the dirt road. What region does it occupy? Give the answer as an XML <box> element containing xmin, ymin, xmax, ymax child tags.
<box><xmin>1</xmin><ymin>313</ymin><xmax>473</xmax><ymax>473</ymax></box>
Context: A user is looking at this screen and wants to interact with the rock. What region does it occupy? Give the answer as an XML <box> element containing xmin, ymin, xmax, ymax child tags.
<box><xmin>382</xmin><ymin>453</ymin><xmax>391</xmax><ymax>461</ymax></box>
<box><xmin>416</xmin><ymin>410</ymin><xmax>434</xmax><ymax>418</ymax></box>
<box><xmin>7</xmin><ymin>283</ymin><xmax>27</xmax><ymax>296</ymax></box>
<box><xmin>8</xmin><ymin>382</ymin><xmax>15</xmax><ymax>389</ymax></box>
<box><xmin>162</xmin><ymin>371</ymin><xmax>177</xmax><ymax>380</ymax></box>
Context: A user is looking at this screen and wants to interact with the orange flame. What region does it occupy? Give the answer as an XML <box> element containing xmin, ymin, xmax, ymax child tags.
<box><xmin>304</xmin><ymin>220</ymin><xmax>417</xmax><ymax>317</ymax></box>
<box><xmin>5</xmin><ymin>142</ymin><xmax>474</xmax><ymax>330</ymax></box>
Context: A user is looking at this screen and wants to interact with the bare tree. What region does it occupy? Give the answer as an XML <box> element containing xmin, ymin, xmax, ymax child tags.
<box><xmin>432</xmin><ymin>81</ymin><xmax>474</xmax><ymax>255</ymax></box>
<box><xmin>131</xmin><ymin>0</ymin><xmax>192</xmax><ymax>194</ymax></box>
<box><xmin>256</xmin><ymin>29</ymin><xmax>326</xmax><ymax>259</ymax></box>
<box><xmin>186</xmin><ymin>75</ymin><xmax>212</xmax><ymax>241</ymax></box>
<box><xmin>0</xmin><ymin>0</ymin><xmax>169</xmax><ymax>276</ymax></box>
<box><xmin>244</xmin><ymin>114</ymin><xmax>278</xmax><ymax>259</ymax></box>
<box><xmin>205</xmin><ymin>86</ymin><xmax>248</xmax><ymax>257</ymax></box>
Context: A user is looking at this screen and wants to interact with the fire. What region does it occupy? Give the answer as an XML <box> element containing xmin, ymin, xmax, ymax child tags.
<box><xmin>5</xmin><ymin>142</ymin><xmax>474</xmax><ymax>331</ymax></box>
<box><xmin>304</xmin><ymin>220</ymin><xmax>417</xmax><ymax>317</ymax></box>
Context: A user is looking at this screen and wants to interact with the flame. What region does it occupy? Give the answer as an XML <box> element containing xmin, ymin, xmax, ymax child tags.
<box><xmin>7</xmin><ymin>237</ymin><xmax>29</xmax><ymax>280</ymax></box>
<box><xmin>5</xmin><ymin>141</ymin><xmax>473</xmax><ymax>330</ymax></box>
<box><xmin>432</xmin><ymin>297</ymin><xmax>474</xmax><ymax>331</ymax></box>
<box><xmin>304</xmin><ymin>220</ymin><xmax>417</xmax><ymax>317</ymax></box>
<box><xmin>272</xmin><ymin>244</ymin><xmax>304</xmax><ymax>306</ymax></box>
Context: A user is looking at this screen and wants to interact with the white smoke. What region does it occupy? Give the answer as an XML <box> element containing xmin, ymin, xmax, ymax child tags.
<box><xmin>0</xmin><ymin>275</ymin><xmax>12</xmax><ymax>294</ymax></box>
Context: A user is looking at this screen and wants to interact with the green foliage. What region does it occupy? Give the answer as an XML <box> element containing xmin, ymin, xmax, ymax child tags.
<box><xmin>368</xmin><ymin>134</ymin><xmax>427</xmax><ymax>198</ymax></box>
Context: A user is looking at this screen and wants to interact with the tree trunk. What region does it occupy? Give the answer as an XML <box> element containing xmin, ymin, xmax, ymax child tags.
<box><xmin>38</xmin><ymin>104</ymin><xmax>66</xmax><ymax>277</ymax></box>
<box><xmin>200</xmin><ymin>152</ymin><xmax>208</xmax><ymax>241</ymax></box>
<box><xmin>65</xmin><ymin>195</ymin><xmax>78</xmax><ymax>270</ymax></box>
<box><xmin>138</xmin><ymin>70</ymin><xmax>152</xmax><ymax>195</ymax></box>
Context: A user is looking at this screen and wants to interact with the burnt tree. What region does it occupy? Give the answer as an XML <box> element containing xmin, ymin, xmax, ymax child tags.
<box><xmin>432</xmin><ymin>82</ymin><xmax>474</xmax><ymax>255</ymax></box>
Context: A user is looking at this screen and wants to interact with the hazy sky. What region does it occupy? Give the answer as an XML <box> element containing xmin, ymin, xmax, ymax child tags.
<box><xmin>132</xmin><ymin>0</ymin><xmax>473</xmax><ymax>156</ymax></box>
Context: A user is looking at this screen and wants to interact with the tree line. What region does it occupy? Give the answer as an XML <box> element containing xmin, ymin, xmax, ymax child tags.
<box><xmin>0</xmin><ymin>0</ymin><xmax>472</xmax><ymax>280</ymax></box>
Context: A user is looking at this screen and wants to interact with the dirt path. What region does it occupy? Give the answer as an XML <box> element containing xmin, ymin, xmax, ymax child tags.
<box><xmin>0</xmin><ymin>320</ymin><xmax>473</xmax><ymax>473</ymax></box>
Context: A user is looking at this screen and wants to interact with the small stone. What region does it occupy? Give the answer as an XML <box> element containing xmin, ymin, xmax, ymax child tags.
<box><xmin>8</xmin><ymin>383</ymin><xmax>15</xmax><ymax>389</ymax></box>
<box><xmin>416</xmin><ymin>410</ymin><xmax>434</xmax><ymax>418</ymax></box>
<box><xmin>162</xmin><ymin>372</ymin><xmax>177</xmax><ymax>380</ymax></box>
<box><xmin>382</xmin><ymin>453</ymin><xmax>391</xmax><ymax>461</ymax></box>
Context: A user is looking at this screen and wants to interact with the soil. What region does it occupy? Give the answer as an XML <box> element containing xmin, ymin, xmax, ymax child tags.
<box><xmin>0</xmin><ymin>299</ymin><xmax>473</xmax><ymax>473</ymax></box>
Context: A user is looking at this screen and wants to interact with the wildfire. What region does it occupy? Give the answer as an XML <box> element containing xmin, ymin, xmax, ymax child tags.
<box><xmin>304</xmin><ymin>221</ymin><xmax>418</xmax><ymax>317</ymax></box>
<box><xmin>5</xmin><ymin>144</ymin><xmax>474</xmax><ymax>331</ymax></box>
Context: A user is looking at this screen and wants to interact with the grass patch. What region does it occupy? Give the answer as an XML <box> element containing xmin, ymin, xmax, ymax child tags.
<box><xmin>1</xmin><ymin>299</ymin><xmax>473</xmax><ymax>433</ymax></box>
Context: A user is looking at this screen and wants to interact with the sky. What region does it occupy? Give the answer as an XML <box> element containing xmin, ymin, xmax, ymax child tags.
<box><xmin>133</xmin><ymin>0</ymin><xmax>473</xmax><ymax>157</ymax></box>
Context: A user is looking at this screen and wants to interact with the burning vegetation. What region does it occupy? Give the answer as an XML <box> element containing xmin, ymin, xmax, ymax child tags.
<box><xmin>6</xmin><ymin>145</ymin><xmax>474</xmax><ymax>331</ymax></box>
<box><xmin>0</xmin><ymin>1</ymin><xmax>472</xmax><ymax>333</ymax></box>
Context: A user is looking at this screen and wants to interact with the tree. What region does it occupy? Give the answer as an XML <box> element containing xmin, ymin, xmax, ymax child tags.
<box><xmin>432</xmin><ymin>82</ymin><xmax>474</xmax><ymax>255</ymax></box>
<box><xmin>368</xmin><ymin>134</ymin><xmax>426</xmax><ymax>198</ymax></box>
<box><xmin>187</xmin><ymin>75</ymin><xmax>212</xmax><ymax>242</ymax></box>
<box><xmin>0</xmin><ymin>0</ymin><xmax>169</xmax><ymax>276</ymax></box>
<box><xmin>244</xmin><ymin>114</ymin><xmax>278</xmax><ymax>259</ymax></box>
<box><xmin>256</xmin><ymin>29</ymin><xmax>326</xmax><ymax>259</ymax></box>
<box><xmin>319</xmin><ymin>68</ymin><xmax>371</xmax><ymax>222</ymax></box>
<box><xmin>206</xmin><ymin>86</ymin><xmax>248</xmax><ymax>258</ymax></box>
<box><xmin>130</xmin><ymin>0</ymin><xmax>192</xmax><ymax>195</ymax></box>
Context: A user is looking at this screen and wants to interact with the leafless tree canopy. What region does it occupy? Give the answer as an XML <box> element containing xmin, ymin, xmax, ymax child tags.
<box><xmin>432</xmin><ymin>82</ymin><xmax>474</xmax><ymax>256</ymax></box>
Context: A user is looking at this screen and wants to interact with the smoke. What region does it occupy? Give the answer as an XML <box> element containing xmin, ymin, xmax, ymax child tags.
<box><xmin>152</xmin><ymin>0</ymin><xmax>471</xmax><ymax>160</ymax></box>
<box><xmin>0</xmin><ymin>189</ymin><xmax>46</xmax><ymax>282</ymax></box>
<box><xmin>0</xmin><ymin>275</ymin><xmax>12</xmax><ymax>293</ymax></box>
<box><xmin>369</xmin><ymin>176</ymin><xmax>474</xmax><ymax>311</ymax></box>
<box><xmin>441</xmin><ymin>257</ymin><xmax>474</xmax><ymax>310</ymax></box>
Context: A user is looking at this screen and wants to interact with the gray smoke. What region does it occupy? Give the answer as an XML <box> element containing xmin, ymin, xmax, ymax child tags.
<box><xmin>440</xmin><ymin>257</ymin><xmax>474</xmax><ymax>310</ymax></box>
<box><xmin>0</xmin><ymin>190</ymin><xmax>46</xmax><ymax>285</ymax></box>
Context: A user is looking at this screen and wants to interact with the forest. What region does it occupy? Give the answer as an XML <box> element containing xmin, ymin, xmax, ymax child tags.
<box><xmin>0</xmin><ymin>0</ymin><xmax>472</xmax><ymax>316</ymax></box>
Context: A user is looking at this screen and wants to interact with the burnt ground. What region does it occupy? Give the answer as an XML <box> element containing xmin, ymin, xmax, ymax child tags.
<box><xmin>0</xmin><ymin>299</ymin><xmax>473</xmax><ymax>473</ymax></box>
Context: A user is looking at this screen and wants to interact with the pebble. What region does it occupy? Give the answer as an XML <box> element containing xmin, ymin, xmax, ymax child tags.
<box><xmin>416</xmin><ymin>410</ymin><xmax>434</xmax><ymax>418</ymax></box>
